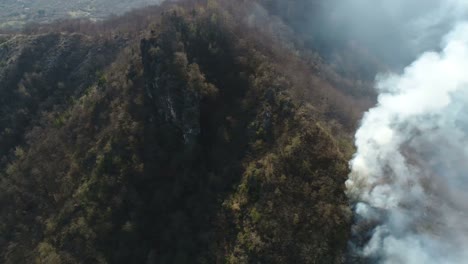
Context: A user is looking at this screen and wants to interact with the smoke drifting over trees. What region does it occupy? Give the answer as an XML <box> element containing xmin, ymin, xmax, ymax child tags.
<box><xmin>2</xmin><ymin>0</ymin><xmax>468</xmax><ymax>263</ymax></box>
<box><xmin>346</xmin><ymin>1</ymin><xmax>468</xmax><ymax>263</ymax></box>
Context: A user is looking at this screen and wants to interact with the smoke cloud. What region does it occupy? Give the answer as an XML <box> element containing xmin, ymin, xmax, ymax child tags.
<box><xmin>346</xmin><ymin>2</ymin><xmax>468</xmax><ymax>262</ymax></box>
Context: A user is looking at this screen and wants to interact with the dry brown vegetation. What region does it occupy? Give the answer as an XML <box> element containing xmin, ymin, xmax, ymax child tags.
<box><xmin>0</xmin><ymin>0</ymin><xmax>376</xmax><ymax>263</ymax></box>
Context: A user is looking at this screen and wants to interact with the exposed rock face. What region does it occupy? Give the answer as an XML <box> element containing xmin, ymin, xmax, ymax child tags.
<box><xmin>141</xmin><ymin>37</ymin><xmax>202</xmax><ymax>147</ymax></box>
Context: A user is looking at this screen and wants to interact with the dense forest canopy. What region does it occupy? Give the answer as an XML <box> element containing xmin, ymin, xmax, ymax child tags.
<box><xmin>0</xmin><ymin>0</ymin><xmax>378</xmax><ymax>263</ymax></box>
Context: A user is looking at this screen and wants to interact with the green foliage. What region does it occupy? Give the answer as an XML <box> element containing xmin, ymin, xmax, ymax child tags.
<box><xmin>35</xmin><ymin>242</ymin><xmax>62</xmax><ymax>264</ymax></box>
<box><xmin>96</xmin><ymin>72</ymin><xmax>107</xmax><ymax>87</ymax></box>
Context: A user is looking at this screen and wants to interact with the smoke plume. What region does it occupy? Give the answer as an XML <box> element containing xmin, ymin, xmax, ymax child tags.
<box><xmin>346</xmin><ymin>1</ymin><xmax>468</xmax><ymax>263</ymax></box>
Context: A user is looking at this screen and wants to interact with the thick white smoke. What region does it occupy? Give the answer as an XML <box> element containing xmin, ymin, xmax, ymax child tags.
<box><xmin>347</xmin><ymin>13</ymin><xmax>468</xmax><ymax>264</ymax></box>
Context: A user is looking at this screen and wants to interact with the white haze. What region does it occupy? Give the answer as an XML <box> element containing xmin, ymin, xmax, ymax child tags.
<box><xmin>323</xmin><ymin>0</ymin><xmax>468</xmax><ymax>66</ymax></box>
<box><xmin>346</xmin><ymin>0</ymin><xmax>468</xmax><ymax>262</ymax></box>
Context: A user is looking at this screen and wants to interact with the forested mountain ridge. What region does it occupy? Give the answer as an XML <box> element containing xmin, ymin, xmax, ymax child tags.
<box><xmin>0</xmin><ymin>0</ymin><xmax>373</xmax><ymax>263</ymax></box>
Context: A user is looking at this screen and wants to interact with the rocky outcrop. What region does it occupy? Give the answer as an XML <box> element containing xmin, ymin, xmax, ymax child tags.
<box><xmin>141</xmin><ymin>38</ymin><xmax>202</xmax><ymax>147</ymax></box>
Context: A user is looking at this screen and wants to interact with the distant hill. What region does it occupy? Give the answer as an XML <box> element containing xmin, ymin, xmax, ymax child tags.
<box><xmin>0</xmin><ymin>0</ymin><xmax>163</xmax><ymax>29</ymax></box>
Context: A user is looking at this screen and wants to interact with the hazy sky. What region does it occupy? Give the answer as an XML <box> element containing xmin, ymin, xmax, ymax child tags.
<box><xmin>320</xmin><ymin>0</ymin><xmax>468</xmax><ymax>67</ymax></box>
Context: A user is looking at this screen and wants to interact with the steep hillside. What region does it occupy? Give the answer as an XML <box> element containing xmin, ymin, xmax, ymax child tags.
<box><xmin>0</xmin><ymin>1</ymin><xmax>371</xmax><ymax>263</ymax></box>
<box><xmin>0</xmin><ymin>33</ymin><xmax>122</xmax><ymax>168</ymax></box>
